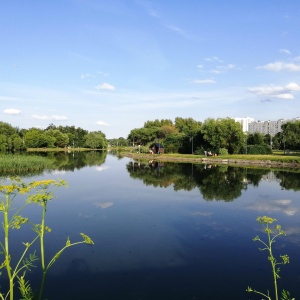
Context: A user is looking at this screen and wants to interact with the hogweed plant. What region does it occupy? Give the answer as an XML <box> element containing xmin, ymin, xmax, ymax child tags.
<box><xmin>0</xmin><ymin>177</ymin><xmax>94</xmax><ymax>300</ymax></box>
<box><xmin>246</xmin><ymin>216</ymin><xmax>294</xmax><ymax>300</ymax></box>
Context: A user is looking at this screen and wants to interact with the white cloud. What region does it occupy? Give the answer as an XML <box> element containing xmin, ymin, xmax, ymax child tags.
<box><xmin>193</xmin><ymin>79</ymin><xmax>216</xmax><ymax>84</ymax></box>
<box><xmin>3</xmin><ymin>108</ymin><xmax>21</xmax><ymax>115</ymax></box>
<box><xmin>210</xmin><ymin>64</ymin><xmax>237</xmax><ymax>74</ymax></box>
<box><xmin>190</xmin><ymin>211</ymin><xmax>213</xmax><ymax>216</ymax></box>
<box><xmin>81</xmin><ymin>71</ymin><xmax>109</xmax><ymax>79</ymax></box>
<box><xmin>95</xmin><ymin>166</ymin><xmax>109</xmax><ymax>172</ymax></box>
<box><xmin>217</xmin><ymin>64</ymin><xmax>236</xmax><ymax>70</ymax></box>
<box><xmin>96</xmin><ymin>120</ymin><xmax>110</xmax><ymax>126</ymax></box>
<box><xmin>95</xmin><ymin>83</ymin><xmax>116</xmax><ymax>91</ymax></box>
<box><xmin>210</xmin><ymin>70</ymin><xmax>223</xmax><ymax>74</ymax></box>
<box><xmin>95</xmin><ymin>201</ymin><xmax>113</xmax><ymax>209</ymax></box>
<box><xmin>81</xmin><ymin>73</ymin><xmax>94</xmax><ymax>79</ymax></box>
<box><xmin>286</xmin><ymin>82</ymin><xmax>300</xmax><ymax>91</ymax></box>
<box><xmin>31</xmin><ymin>115</ymin><xmax>67</xmax><ymax>120</ymax></box>
<box><xmin>279</xmin><ymin>49</ymin><xmax>291</xmax><ymax>55</ymax></box>
<box><xmin>246</xmin><ymin>199</ymin><xmax>297</xmax><ymax>216</ymax></box>
<box><xmin>197</xmin><ymin>64</ymin><xmax>204</xmax><ymax>69</ymax></box>
<box><xmin>98</xmin><ymin>71</ymin><xmax>109</xmax><ymax>77</ymax></box>
<box><xmin>257</xmin><ymin>61</ymin><xmax>300</xmax><ymax>72</ymax></box>
<box><xmin>204</xmin><ymin>56</ymin><xmax>223</xmax><ymax>62</ymax></box>
<box><xmin>249</xmin><ymin>82</ymin><xmax>300</xmax><ymax>99</ymax></box>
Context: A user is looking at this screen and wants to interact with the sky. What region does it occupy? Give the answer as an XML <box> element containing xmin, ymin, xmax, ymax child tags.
<box><xmin>1</xmin><ymin>0</ymin><xmax>300</xmax><ymax>139</ymax></box>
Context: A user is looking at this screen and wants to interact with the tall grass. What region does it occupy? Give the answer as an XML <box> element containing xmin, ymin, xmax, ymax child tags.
<box><xmin>0</xmin><ymin>154</ymin><xmax>52</xmax><ymax>176</ymax></box>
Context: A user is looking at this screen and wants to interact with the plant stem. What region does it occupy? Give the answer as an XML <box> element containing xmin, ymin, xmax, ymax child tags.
<box><xmin>4</xmin><ymin>194</ymin><xmax>14</xmax><ymax>300</ymax></box>
<box><xmin>38</xmin><ymin>202</ymin><xmax>47</xmax><ymax>300</ymax></box>
<box><xmin>40</xmin><ymin>203</ymin><xmax>46</xmax><ymax>270</ymax></box>
<box><xmin>267</xmin><ymin>224</ymin><xmax>278</xmax><ymax>300</ymax></box>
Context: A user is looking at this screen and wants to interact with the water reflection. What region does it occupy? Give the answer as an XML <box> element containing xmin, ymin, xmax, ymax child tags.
<box><xmin>0</xmin><ymin>151</ymin><xmax>108</xmax><ymax>177</ymax></box>
<box><xmin>126</xmin><ymin>159</ymin><xmax>300</xmax><ymax>201</ymax></box>
<box><xmin>2</xmin><ymin>154</ymin><xmax>300</xmax><ymax>299</ymax></box>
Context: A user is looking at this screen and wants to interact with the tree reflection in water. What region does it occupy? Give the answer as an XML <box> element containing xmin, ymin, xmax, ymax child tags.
<box><xmin>126</xmin><ymin>160</ymin><xmax>300</xmax><ymax>202</ymax></box>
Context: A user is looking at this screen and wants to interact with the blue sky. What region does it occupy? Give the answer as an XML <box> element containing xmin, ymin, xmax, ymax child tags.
<box><xmin>1</xmin><ymin>0</ymin><xmax>300</xmax><ymax>138</ymax></box>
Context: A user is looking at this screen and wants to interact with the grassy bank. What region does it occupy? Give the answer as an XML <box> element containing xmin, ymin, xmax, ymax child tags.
<box><xmin>26</xmin><ymin>147</ymin><xmax>93</xmax><ymax>152</ymax></box>
<box><xmin>0</xmin><ymin>154</ymin><xmax>53</xmax><ymax>175</ymax></box>
<box><xmin>118</xmin><ymin>150</ymin><xmax>300</xmax><ymax>168</ymax></box>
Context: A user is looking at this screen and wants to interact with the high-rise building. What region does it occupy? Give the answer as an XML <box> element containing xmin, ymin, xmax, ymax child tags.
<box><xmin>233</xmin><ymin>117</ymin><xmax>254</xmax><ymax>132</ymax></box>
<box><xmin>247</xmin><ymin>117</ymin><xmax>300</xmax><ymax>136</ymax></box>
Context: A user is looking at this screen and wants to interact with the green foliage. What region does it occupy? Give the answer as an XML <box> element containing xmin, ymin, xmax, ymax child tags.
<box><xmin>45</xmin><ymin>129</ymin><xmax>69</xmax><ymax>148</ymax></box>
<box><xmin>144</xmin><ymin>119</ymin><xmax>174</xmax><ymax>128</ymax></box>
<box><xmin>0</xmin><ymin>122</ymin><xmax>18</xmax><ymax>137</ymax></box>
<box><xmin>0</xmin><ymin>154</ymin><xmax>52</xmax><ymax>176</ymax></box>
<box><xmin>0</xmin><ymin>178</ymin><xmax>94</xmax><ymax>300</ymax></box>
<box><xmin>128</xmin><ymin>127</ymin><xmax>160</xmax><ymax>145</ymax></box>
<box><xmin>50</xmin><ymin>125</ymin><xmax>89</xmax><ymax>148</ymax></box>
<box><xmin>12</xmin><ymin>134</ymin><xmax>26</xmax><ymax>152</ymax></box>
<box><xmin>175</xmin><ymin>117</ymin><xmax>201</xmax><ymax>137</ymax></box>
<box><xmin>247</xmin><ymin>216</ymin><xmax>294</xmax><ymax>300</ymax></box>
<box><xmin>164</xmin><ymin>133</ymin><xmax>185</xmax><ymax>153</ymax></box>
<box><xmin>84</xmin><ymin>131</ymin><xmax>107</xmax><ymax>149</ymax></box>
<box><xmin>24</xmin><ymin>128</ymin><xmax>48</xmax><ymax>148</ymax></box>
<box><xmin>247</xmin><ymin>144</ymin><xmax>272</xmax><ymax>154</ymax></box>
<box><xmin>218</xmin><ymin>148</ymin><xmax>228</xmax><ymax>155</ymax></box>
<box><xmin>201</xmin><ymin>118</ymin><xmax>244</xmax><ymax>154</ymax></box>
<box><xmin>0</xmin><ymin>121</ymin><xmax>107</xmax><ymax>150</ymax></box>
<box><xmin>108</xmin><ymin>137</ymin><xmax>129</xmax><ymax>147</ymax></box>
<box><xmin>281</xmin><ymin>121</ymin><xmax>300</xmax><ymax>151</ymax></box>
<box><xmin>247</xmin><ymin>132</ymin><xmax>265</xmax><ymax>145</ymax></box>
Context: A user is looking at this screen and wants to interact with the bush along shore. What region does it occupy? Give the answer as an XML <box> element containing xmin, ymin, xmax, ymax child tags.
<box><xmin>120</xmin><ymin>152</ymin><xmax>300</xmax><ymax>169</ymax></box>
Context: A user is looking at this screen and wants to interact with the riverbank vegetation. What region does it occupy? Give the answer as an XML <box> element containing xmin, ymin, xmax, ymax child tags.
<box><xmin>0</xmin><ymin>154</ymin><xmax>53</xmax><ymax>176</ymax></box>
<box><xmin>0</xmin><ymin>178</ymin><xmax>94</xmax><ymax>300</ymax></box>
<box><xmin>247</xmin><ymin>216</ymin><xmax>294</xmax><ymax>300</ymax></box>
<box><xmin>1</xmin><ymin>117</ymin><xmax>300</xmax><ymax>157</ymax></box>
<box><xmin>0</xmin><ymin>122</ymin><xmax>107</xmax><ymax>152</ymax></box>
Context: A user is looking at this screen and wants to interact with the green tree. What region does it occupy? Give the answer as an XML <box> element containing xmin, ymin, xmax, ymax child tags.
<box><xmin>0</xmin><ymin>121</ymin><xmax>17</xmax><ymax>137</ymax></box>
<box><xmin>164</xmin><ymin>133</ymin><xmax>185</xmax><ymax>153</ymax></box>
<box><xmin>25</xmin><ymin>128</ymin><xmax>49</xmax><ymax>148</ymax></box>
<box><xmin>84</xmin><ymin>131</ymin><xmax>107</xmax><ymax>149</ymax></box>
<box><xmin>55</xmin><ymin>125</ymin><xmax>88</xmax><ymax>147</ymax></box>
<box><xmin>128</xmin><ymin>127</ymin><xmax>159</xmax><ymax>145</ymax></box>
<box><xmin>144</xmin><ymin>119</ymin><xmax>173</xmax><ymax>128</ymax></box>
<box><xmin>0</xmin><ymin>134</ymin><xmax>8</xmax><ymax>152</ymax></box>
<box><xmin>175</xmin><ymin>117</ymin><xmax>201</xmax><ymax>137</ymax></box>
<box><xmin>45</xmin><ymin>129</ymin><xmax>69</xmax><ymax>148</ymax></box>
<box><xmin>247</xmin><ymin>132</ymin><xmax>265</xmax><ymax>145</ymax></box>
<box><xmin>12</xmin><ymin>134</ymin><xmax>25</xmax><ymax>152</ymax></box>
<box><xmin>201</xmin><ymin>118</ymin><xmax>244</xmax><ymax>154</ymax></box>
<box><xmin>281</xmin><ymin>121</ymin><xmax>300</xmax><ymax>151</ymax></box>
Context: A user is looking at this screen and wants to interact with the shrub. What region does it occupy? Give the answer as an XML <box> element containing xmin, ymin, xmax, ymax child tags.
<box><xmin>218</xmin><ymin>148</ymin><xmax>228</xmax><ymax>156</ymax></box>
<box><xmin>247</xmin><ymin>144</ymin><xmax>272</xmax><ymax>155</ymax></box>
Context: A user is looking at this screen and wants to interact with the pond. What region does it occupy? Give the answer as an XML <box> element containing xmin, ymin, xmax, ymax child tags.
<box><xmin>1</xmin><ymin>151</ymin><xmax>300</xmax><ymax>300</ymax></box>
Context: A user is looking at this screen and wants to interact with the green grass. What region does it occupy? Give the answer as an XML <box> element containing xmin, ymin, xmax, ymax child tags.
<box><xmin>119</xmin><ymin>150</ymin><xmax>300</xmax><ymax>164</ymax></box>
<box><xmin>0</xmin><ymin>154</ymin><xmax>53</xmax><ymax>175</ymax></box>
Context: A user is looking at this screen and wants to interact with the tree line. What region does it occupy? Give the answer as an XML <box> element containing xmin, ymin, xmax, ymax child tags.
<box><xmin>124</xmin><ymin>117</ymin><xmax>300</xmax><ymax>154</ymax></box>
<box><xmin>0</xmin><ymin>122</ymin><xmax>107</xmax><ymax>152</ymax></box>
<box><xmin>124</xmin><ymin>117</ymin><xmax>262</xmax><ymax>154</ymax></box>
<box><xmin>1</xmin><ymin>117</ymin><xmax>300</xmax><ymax>154</ymax></box>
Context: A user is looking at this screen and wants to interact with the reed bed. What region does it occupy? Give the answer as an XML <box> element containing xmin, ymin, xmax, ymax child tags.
<box><xmin>0</xmin><ymin>154</ymin><xmax>53</xmax><ymax>176</ymax></box>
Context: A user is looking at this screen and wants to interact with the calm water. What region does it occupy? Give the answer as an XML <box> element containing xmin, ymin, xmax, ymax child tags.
<box><xmin>1</xmin><ymin>151</ymin><xmax>300</xmax><ymax>299</ymax></box>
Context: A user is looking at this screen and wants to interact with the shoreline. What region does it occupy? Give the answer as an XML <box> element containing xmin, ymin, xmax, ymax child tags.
<box><xmin>120</xmin><ymin>153</ymin><xmax>300</xmax><ymax>169</ymax></box>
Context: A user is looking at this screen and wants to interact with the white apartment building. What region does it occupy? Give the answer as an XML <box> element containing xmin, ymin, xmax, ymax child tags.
<box><xmin>248</xmin><ymin>119</ymin><xmax>285</xmax><ymax>136</ymax></box>
<box><xmin>233</xmin><ymin>117</ymin><xmax>255</xmax><ymax>132</ymax></box>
